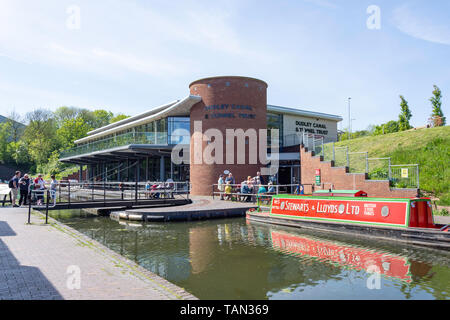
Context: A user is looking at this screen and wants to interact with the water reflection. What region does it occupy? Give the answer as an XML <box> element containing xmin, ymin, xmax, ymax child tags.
<box><xmin>50</xmin><ymin>210</ymin><xmax>450</xmax><ymax>300</ymax></box>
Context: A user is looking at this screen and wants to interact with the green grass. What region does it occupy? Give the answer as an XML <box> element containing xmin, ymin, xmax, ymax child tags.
<box><xmin>330</xmin><ymin>126</ymin><xmax>450</xmax><ymax>205</ymax></box>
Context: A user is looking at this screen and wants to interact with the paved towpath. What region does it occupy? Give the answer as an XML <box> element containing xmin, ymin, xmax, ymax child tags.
<box><xmin>0</xmin><ymin>207</ymin><xmax>196</xmax><ymax>300</ymax></box>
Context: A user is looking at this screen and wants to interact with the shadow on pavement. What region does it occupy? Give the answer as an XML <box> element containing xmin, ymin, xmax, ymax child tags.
<box><xmin>0</xmin><ymin>219</ymin><xmax>63</xmax><ymax>300</ymax></box>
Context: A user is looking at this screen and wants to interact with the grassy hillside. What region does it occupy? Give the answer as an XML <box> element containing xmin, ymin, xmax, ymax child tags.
<box><xmin>332</xmin><ymin>126</ymin><xmax>450</xmax><ymax>205</ymax></box>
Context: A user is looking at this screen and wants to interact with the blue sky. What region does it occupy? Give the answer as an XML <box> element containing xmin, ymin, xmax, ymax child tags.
<box><xmin>0</xmin><ymin>0</ymin><xmax>449</xmax><ymax>131</ymax></box>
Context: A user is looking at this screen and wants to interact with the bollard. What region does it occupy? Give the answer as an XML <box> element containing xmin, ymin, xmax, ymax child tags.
<box><xmin>45</xmin><ymin>190</ymin><xmax>49</xmax><ymax>224</ymax></box>
<box><xmin>68</xmin><ymin>180</ymin><xmax>71</xmax><ymax>206</ymax></box>
<box><xmin>27</xmin><ymin>198</ymin><xmax>32</xmax><ymax>224</ymax></box>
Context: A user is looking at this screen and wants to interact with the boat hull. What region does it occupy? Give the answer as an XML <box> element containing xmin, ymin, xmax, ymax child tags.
<box><xmin>247</xmin><ymin>211</ymin><xmax>450</xmax><ymax>251</ymax></box>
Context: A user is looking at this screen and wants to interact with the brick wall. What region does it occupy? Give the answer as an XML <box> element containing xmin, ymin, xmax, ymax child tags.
<box><xmin>189</xmin><ymin>76</ymin><xmax>268</xmax><ymax>196</ymax></box>
<box><xmin>300</xmin><ymin>146</ymin><xmax>417</xmax><ymax>198</ymax></box>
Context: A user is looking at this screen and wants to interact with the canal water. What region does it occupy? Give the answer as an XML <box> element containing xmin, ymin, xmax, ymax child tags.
<box><xmin>50</xmin><ymin>209</ymin><xmax>450</xmax><ymax>300</ymax></box>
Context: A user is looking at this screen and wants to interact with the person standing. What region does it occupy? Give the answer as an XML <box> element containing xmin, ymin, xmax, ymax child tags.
<box><xmin>255</xmin><ymin>172</ymin><xmax>265</xmax><ymax>186</ymax></box>
<box><xmin>9</xmin><ymin>171</ymin><xmax>21</xmax><ymax>207</ymax></box>
<box><xmin>217</xmin><ymin>174</ymin><xmax>225</xmax><ymax>200</ymax></box>
<box><xmin>50</xmin><ymin>175</ymin><xmax>58</xmax><ymax>203</ymax></box>
<box><xmin>34</xmin><ymin>174</ymin><xmax>45</xmax><ymax>205</ymax></box>
<box><xmin>18</xmin><ymin>174</ymin><xmax>30</xmax><ymax>206</ymax></box>
<box><xmin>225</xmin><ymin>173</ymin><xmax>235</xmax><ymax>186</ymax></box>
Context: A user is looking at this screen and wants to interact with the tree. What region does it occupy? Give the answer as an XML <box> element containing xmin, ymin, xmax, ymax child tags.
<box><xmin>110</xmin><ymin>114</ymin><xmax>129</xmax><ymax>123</ymax></box>
<box><xmin>398</xmin><ymin>95</ymin><xmax>412</xmax><ymax>131</ymax></box>
<box><xmin>91</xmin><ymin>110</ymin><xmax>113</xmax><ymax>129</ymax></box>
<box><xmin>373</xmin><ymin>120</ymin><xmax>399</xmax><ymax>135</ymax></box>
<box><xmin>22</xmin><ymin>109</ymin><xmax>59</xmax><ymax>166</ymax></box>
<box><xmin>429</xmin><ymin>85</ymin><xmax>446</xmax><ymax>126</ymax></box>
<box><xmin>6</xmin><ymin>111</ymin><xmax>25</xmax><ymax>142</ymax></box>
<box><xmin>57</xmin><ymin>117</ymin><xmax>92</xmax><ymax>149</ymax></box>
<box><xmin>54</xmin><ymin>106</ymin><xmax>83</xmax><ymax>126</ymax></box>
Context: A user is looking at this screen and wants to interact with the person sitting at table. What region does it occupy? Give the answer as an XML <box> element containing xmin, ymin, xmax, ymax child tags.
<box><xmin>150</xmin><ymin>184</ymin><xmax>160</xmax><ymax>199</ymax></box>
<box><xmin>224</xmin><ymin>181</ymin><xmax>233</xmax><ymax>200</ymax></box>
<box><xmin>267</xmin><ymin>181</ymin><xmax>275</xmax><ymax>193</ymax></box>
<box><xmin>258</xmin><ymin>184</ymin><xmax>267</xmax><ymax>194</ymax></box>
<box><xmin>240</xmin><ymin>180</ymin><xmax>251</xmax><ymax>202</ymax></box>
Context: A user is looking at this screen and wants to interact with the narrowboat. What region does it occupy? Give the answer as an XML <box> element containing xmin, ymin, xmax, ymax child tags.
<box><xmin>246</xmin><ymin>190</ymin><xmax>450</xmax><ymax>251</ymax></box>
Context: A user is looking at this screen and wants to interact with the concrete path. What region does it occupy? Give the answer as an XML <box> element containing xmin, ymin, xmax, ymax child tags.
<box><xmin>435</xmin><ymin>215</ymin><xmax>450</xmax><ymax>225</ymax></box>
<box><xmin>0</xmin><ymin>207</ymin><xmax>196</xmax><ymax>300</ymax></box>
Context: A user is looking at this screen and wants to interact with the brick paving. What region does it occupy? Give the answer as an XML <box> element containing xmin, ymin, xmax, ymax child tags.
<box><xmin>0</xmin><ymin>207</ymin><xmax>197</xmax><ymax>300</ymax></box>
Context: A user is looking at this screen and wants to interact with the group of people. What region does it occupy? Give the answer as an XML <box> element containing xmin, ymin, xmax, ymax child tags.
<box><xmin>144</xmin><ymin>179</ymin><xmax>175</xmax><ymax>199</ymax></box>
<box><xmin>8</xmin><ymin>171</ymin><xmax>58</xmax><ymax>207</ymax></box>
<box><xmin>217</xmin><ymin>171</ymin><xmax>276</xmax><ymax>202</ymax></box>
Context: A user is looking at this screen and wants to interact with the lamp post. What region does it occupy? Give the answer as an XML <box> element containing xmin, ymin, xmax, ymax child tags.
<box><xmin>350</xmin><ymin>118</ymin><xmax>356</xmax><ymax>140</ymax></box>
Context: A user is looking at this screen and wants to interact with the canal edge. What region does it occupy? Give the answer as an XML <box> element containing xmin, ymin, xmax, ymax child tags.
<box><xmin>31</xmin><ymin>209</ymin><xmax>198</xmax><ymax>300</ymax></box>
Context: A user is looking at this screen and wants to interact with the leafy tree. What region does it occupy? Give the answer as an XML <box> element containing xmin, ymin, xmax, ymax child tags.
<box><xmin>0</xmin><ymin>122</ymin><xmax>13</xmax><ymax>164</ymax></box>
<box><xmin>22</xmin><ymin>109</ymin><xmax>59</xmax><ymax>166</ymax></box>
<box><xmin>91</xmin><ymin>110</ymin><xmax>113</xmax><ymax>128</ymax></box>
<box><xmin>373</xmin><ymin>120</ymin><xmax>399</xmax><ymax>135</ymax></box>
<box><xmin>54</xmin><ymin>106</ymin><xmax>83</xmax><ymax>126</ymax></box>
<box><xmin>398</xmin><ymin>95</ymin><xmax>412</xmax><ymax>131</ymax></box>
<box><xmin>429</xmin><ymin>85</ymin><xmax>446</xmax><ymax>126</ymax></box>
<box><xmin>57</xmin><ymin>117</ymin><xmax>92</xmax><ymax>149</ymax></box>
<box><xmin>110</xmin><ymin>114</ymin><xmax>130</xmax><ymax>123</ymax></box>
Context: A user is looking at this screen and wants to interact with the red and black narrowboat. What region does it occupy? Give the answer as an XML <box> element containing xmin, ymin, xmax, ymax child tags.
<box><xmin>247</xmin><ymin>190</ymin><xmax>450</xmax><ymax>251</ymax></box>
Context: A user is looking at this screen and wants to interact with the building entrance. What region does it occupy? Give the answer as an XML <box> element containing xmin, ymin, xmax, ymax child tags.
<box><xmin>276</xmin><ymin>164</ymin><xmax>300</xmax><ymax>194</ymax></box>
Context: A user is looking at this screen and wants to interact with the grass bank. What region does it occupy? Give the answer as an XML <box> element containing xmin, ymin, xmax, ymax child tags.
<box><xmin>333</xmin><ymin>126</ymin><xmax>449</xmax><ymax>205</ymax></box>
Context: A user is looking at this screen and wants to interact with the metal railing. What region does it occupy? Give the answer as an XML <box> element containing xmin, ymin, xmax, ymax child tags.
<box><xmin>60</xmin><ymin>132</ymin><xmax>170</xmax><ymax>158</ymax></box>
<box><xmin>25</xmin><ymin>180</ymin><xmax>191</xmax><ymax>224</ymax></box>
<box><xmin>390</xmin><ymin>165</ymin><xmax>419</xmax><ymax>189</ymax></box>
<box><xmin>211</xmin><ymin>183</ymin><xmax>312</xmax><ymax>203</ymax></box>
<box><xmin>27</xmin><ymin>180</ymin><xmax>190</xmax><ymax>205</ymax></box>
<box><xmin>320</xmin><ymin>141</ymin><xmax>420</xmax><ymax>189</ymax></box>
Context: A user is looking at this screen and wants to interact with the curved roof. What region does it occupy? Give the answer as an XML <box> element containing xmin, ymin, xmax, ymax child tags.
<box><xmin>75</xmin><ymin>95</ymin><xmax>201</xmax><ymax>144</ymax></box>
<box><xmin>87</xmin><ymin>100</ymin><xmax>179</xmax><ymax>135</ymax></box>
<box><xmin>267</xmin><ymin>105</ymin><xmax>343</xmax><ymax>122</ymax></box>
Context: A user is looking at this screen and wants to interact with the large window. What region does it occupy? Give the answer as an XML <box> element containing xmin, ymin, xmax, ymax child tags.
<box><xmin>168</xmin><ymin>117</ymin><xmax>190</xmax><ymax>145</ymax></box>
<box><xmin>267</xmin><ymin>113</ymin><xmax>283</xmax><ymax>148</ymax></box>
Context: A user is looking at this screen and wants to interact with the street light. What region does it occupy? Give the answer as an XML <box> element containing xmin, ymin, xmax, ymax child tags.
<box><xmin>350</xmin><ymin>118</ymin><xmax>356</xmax><ymax>140</ymax></box>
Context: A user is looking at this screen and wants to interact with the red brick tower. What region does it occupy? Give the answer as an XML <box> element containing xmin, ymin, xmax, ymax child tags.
<box><xmin>189</xmin><ymin>76</ymin><xmax>268</xmax><ymax>196</ymax></box>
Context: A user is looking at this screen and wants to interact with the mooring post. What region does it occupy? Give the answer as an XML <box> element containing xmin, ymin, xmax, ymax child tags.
<box><xmin>104</xmin><ymin>180</ymin><xmax>106</xmax><ymax>206</ymax></box>
<box><xmin>45</xmin><ymin>190</ymin><xmax>49</xmax><ymax>225</ymax></box>
<box><xmin>27</xmin><ymin>197</ymin><xmax>32</xmax><ymax>224</ymax></box>
<box><xmin>68</xmin><ymin>180</ymin><xmax>71</xmax><ymax>206</ymax></box>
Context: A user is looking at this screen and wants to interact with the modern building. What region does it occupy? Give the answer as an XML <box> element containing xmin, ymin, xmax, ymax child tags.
<box><xmin>59</xmin><ymin>76</ymin><xmax>343</xmax><ymax>195</ymax></box>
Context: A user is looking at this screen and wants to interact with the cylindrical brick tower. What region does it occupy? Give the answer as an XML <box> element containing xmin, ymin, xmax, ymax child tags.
<box><xmin>189</xmin><ymin>76</ymin><xmax>268</xmax><ymax>196</ymax></box>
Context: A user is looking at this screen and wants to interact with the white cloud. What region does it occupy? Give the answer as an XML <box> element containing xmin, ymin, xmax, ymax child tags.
<box><xmin>392</xmin><ymin>4</ymin><xmax>450</xmax><ymax>45</ymax></box>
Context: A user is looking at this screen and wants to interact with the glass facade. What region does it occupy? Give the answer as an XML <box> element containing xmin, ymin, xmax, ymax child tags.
<box><xmin>168</xmin><ymin>117</ymin><xmax>190</xmax><ymax>145</ymax></box>
<box><xmin>71</xmin><ymin>111</ymin><xmax>303</xmax><ymax>184</ymax></box>
<box><xmin>267</xmin><ymin>113</ymin><xmax>283</xmax><ymax>148</ymax></box>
